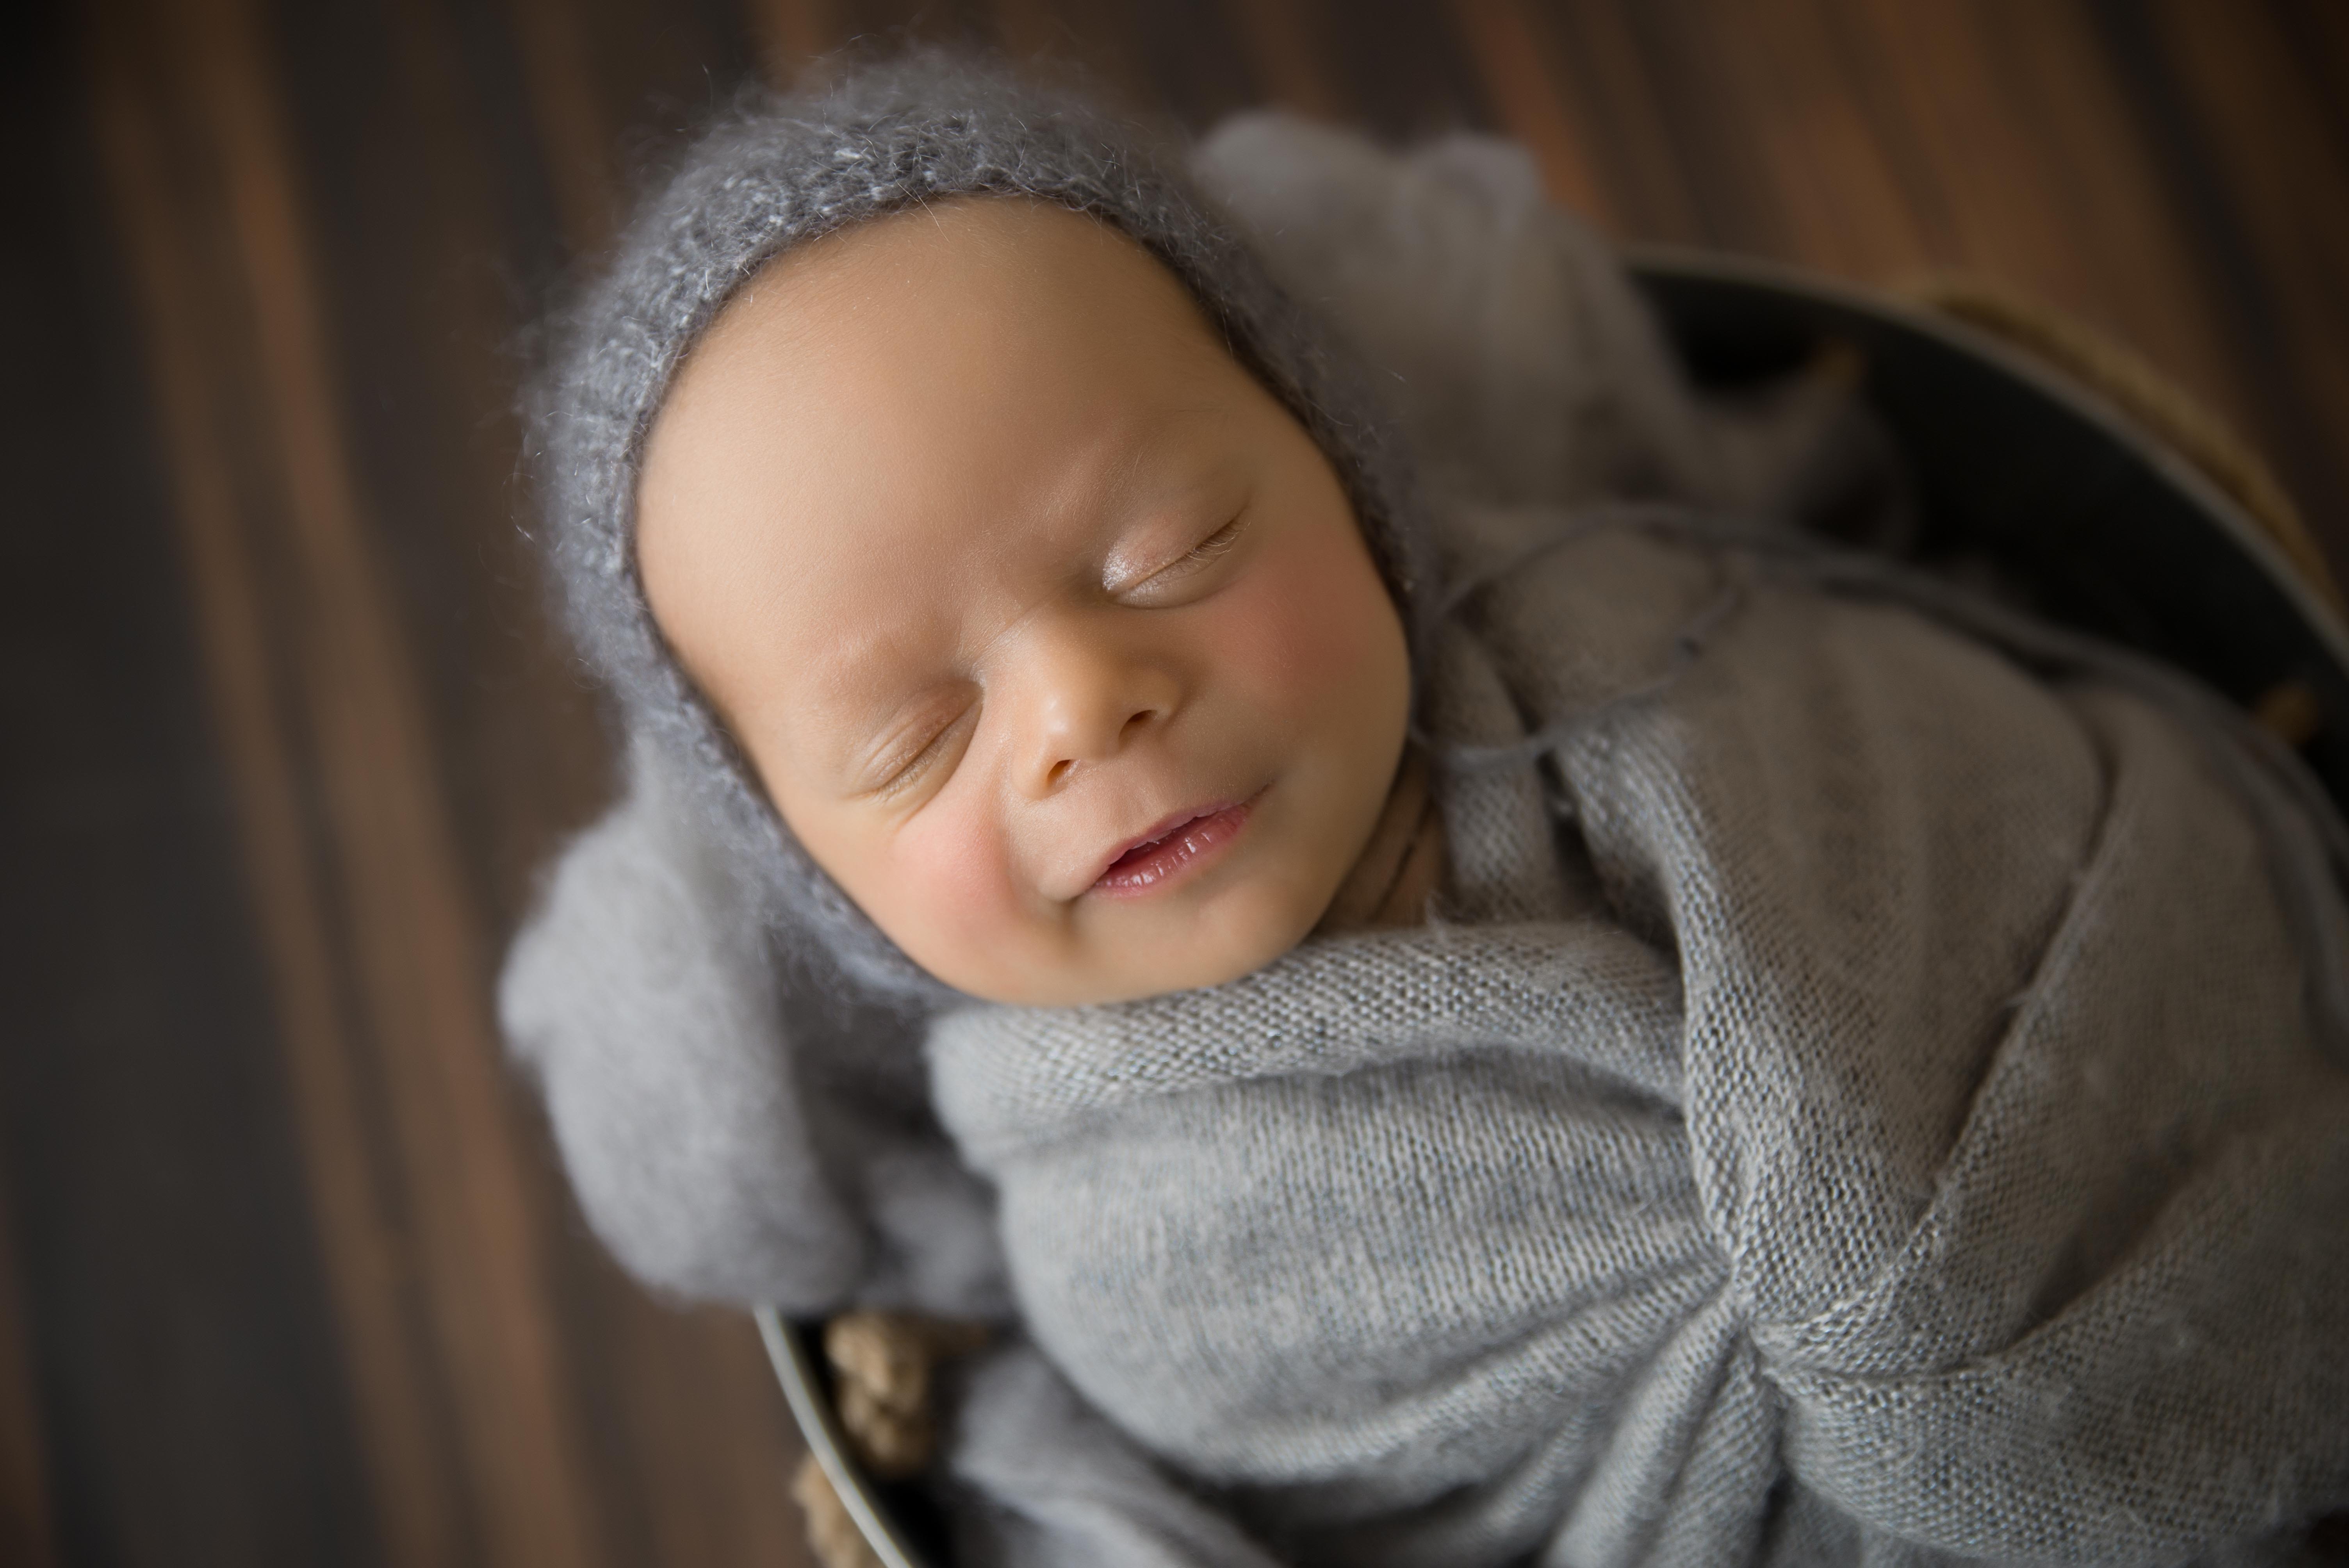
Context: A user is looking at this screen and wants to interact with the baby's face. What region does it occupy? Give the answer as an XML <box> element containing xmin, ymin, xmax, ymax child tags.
<box><xmin>637</xmin><ymin>199</ymin><xmax>1410</xmax><ymax>1005</ymax></box>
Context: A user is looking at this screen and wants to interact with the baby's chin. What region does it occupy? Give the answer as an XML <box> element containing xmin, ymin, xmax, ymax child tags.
<box><xmin>916</xmin><ymin>874</ymin><xmax>1334</xmax><ymax>1009</ymax></box>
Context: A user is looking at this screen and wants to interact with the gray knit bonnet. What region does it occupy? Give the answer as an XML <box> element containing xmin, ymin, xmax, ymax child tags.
<box><xmin>528</xmin><ymin>50</ymin><xmax>1431</xmax><ymax>1001</ymax></box>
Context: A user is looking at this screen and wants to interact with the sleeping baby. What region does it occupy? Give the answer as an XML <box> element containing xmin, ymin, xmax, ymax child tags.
<box><xmin>501</xmin><ymin>50</ymin><xmax>2349</xmax><ymax>1567</ymax></box>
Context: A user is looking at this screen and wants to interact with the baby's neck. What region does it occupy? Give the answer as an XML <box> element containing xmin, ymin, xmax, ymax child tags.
<box><xmin>1315</xmin><ymin>745</ymin><xmax>1446</xmax><ymax>934</ymax></box>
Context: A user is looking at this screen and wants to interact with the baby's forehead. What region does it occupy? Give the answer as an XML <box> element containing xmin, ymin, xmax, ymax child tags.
<box><xmin>695</xmin><ymin>195</ymin><xmax>1224</xmax><ymax>376</ymax></box>
<box><xmin>651</xmin><ymin>197</ymin><xmax>1247</xmax><ymax>509</ymax></box>
<box><xmin>635</xmin><ymin>193</ymin><xmax>1300</xmax><ymax>730</ymax></box>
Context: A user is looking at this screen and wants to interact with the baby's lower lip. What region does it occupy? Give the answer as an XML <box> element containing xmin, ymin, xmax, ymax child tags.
<box><xmin>1091</xmin><ymin>799</ymin><xmax>1256</xmax><ymax>899</ymax></box>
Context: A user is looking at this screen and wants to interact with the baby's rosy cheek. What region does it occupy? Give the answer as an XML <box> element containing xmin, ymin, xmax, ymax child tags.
<box><xmin>888</xmin><ymin>796</ymin><xmax>1026</xmax><ymax>952</ymax></box>
<box><xmin>1216</xmin><ymin>535</ymin><xmax>1383</xmax><ymax>712</ymax></box>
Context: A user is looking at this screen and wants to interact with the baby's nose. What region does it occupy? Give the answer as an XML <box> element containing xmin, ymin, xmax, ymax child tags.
<box><xmin>1012</xmin><ymin>622</ymin><xmax>1179</xmax><ymax>796</ymax></box>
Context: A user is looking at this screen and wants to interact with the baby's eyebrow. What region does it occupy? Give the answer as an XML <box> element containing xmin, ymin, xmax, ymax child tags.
<box><xmin>796</xmin><ymin>679</ymin><xmax>943</xmax><ymax>789</ymax></box>
<box><xmin>1085</xmin><ymin>392</ymin><xmax>1221</xmax><ymax>490</ymax></box>
<box><xmin>1096</xmin><ymin>401</ymin><xmax>1228</xmax><ymax>504</ymax></box>
<box><xmin>796</xmin><ymin>614</ymin><xmax>945</xmax><ymax>728</ymax></box>
<box><xmin>801</xmin><ymin>596</ymin><xmax>1014</xmax><ymax>756</ymax></box>
<box><xmin>1097</xmin><ymin>418</ymin><xmax>1244</xmax><ymax>538</ymax></box>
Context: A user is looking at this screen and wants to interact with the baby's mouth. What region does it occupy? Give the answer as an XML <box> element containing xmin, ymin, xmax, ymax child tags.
<box><xmin>1091</xmin><ymin>796</ymin><xmax>1258</xmax><ymax>898</ymax></box>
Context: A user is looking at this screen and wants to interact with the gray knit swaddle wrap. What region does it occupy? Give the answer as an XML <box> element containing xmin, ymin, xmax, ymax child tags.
<box><xmin>932</xmin><ymin>513</ymin><xmax>2349</xmax><ymax>1566</ymax></box>
<box><xmin>499</xmin><ymin>53</ymin><xmax>2349</xmax><ymax>1568</ymax></box>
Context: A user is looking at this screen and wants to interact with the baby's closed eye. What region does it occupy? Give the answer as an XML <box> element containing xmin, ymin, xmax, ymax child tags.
<box><xmin>1109</xmin><ymin>510</ymin><xmax>1250</xmax><ymax>606</ymax></box>
<box><xmin>858</xmin><ymin>695</ymin><xmax>978</xmax><ymax>800</ymax></box>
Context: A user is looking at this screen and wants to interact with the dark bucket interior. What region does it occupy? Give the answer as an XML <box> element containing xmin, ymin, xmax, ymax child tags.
<box><xmin>1631</xmin><ymin>248</ymin><xmax>2349</xmax><ymax>806</ymax></box>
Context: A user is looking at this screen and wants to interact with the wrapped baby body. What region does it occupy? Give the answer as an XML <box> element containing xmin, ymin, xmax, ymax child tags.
<box><xmin>497</xmin><ymin>54</ymin><xmax>2349</xmax><ymax>1568</ymax></box>
<box><xmin>932</xmin><ymin>510</ymin><xmax>2349</xmax><ymax>1566</ymax></box>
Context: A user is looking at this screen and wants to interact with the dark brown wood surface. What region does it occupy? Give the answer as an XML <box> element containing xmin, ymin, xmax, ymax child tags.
<box><xmin>4</xmin><ymin>1</ymin><xmax>2345</xmax><ymax>1563</ymax></box>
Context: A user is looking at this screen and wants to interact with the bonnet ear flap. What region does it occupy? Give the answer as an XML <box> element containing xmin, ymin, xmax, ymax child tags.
<box><xmin>1188</xmin><ymin>114</ymin><xmax>1881</xmax><ymax>529</ymax></box>
<box><xmin>498</xmin><ymin>731</ymin><xmax>870</xmax><ymax>1309</ymax></box>
<box><xmin>1188</xmin><ymin>113</ymin><xmax>1727</xmax><ymax>511</ymax></box>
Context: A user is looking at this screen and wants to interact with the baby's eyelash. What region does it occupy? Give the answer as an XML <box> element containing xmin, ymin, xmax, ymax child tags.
<box><xmin>868</xmin><ymin>706</ymin><xmax>974</xmax><ymax>800</ymax></box>
<box><xmin>1180</xmin><ymin>517</ymin><xmax>1244</xmax><ymax>567</ymax></box>
<box><xmin>1123</xmin><ymin>514</ymin><xmax>1246</xmax><ymax>596</ymax></box>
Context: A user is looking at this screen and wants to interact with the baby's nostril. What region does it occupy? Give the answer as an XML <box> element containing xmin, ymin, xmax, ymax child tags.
<box><xmin>1046</xmin><ymin>758</ymin><xmax>1074</xmax><ymax>788</ymax></box>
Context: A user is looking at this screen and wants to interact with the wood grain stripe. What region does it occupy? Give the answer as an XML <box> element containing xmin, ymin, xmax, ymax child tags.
<box><xmin>2143</xmin><ymin>0</ymin><xmax>2349</xmax><ymax>550</ymax></box>
<box><xmin>991</xmin><ymin>0</ymin><xmax>1146</xmax><ymax>101</ymax></box>
<box><xmin>749</xmin><ymin>0</ymin><xmax>839</xmax><ymax>86</ymax></box>
<box><xmin>1449</xmin><ymin>0</ymin><xmax>1612</xmax><ymax>223</ymax></box>
<box><xmin>89</xmin><ymin>34</ymin><xmax>463</xmax><ymax>1568</ymax></box>
<box><xmin>0</xmin><ymin>1172</ymin><xmax>57</xmax><ymax>1568</ymax></box>
<box><xmin>1516</xmin><ymin>0</ymin><xmax>1704</xmax><ymax>241</ymax></box>
<box><xmin>1844</xmin><ymin>1</ymin><xmax>2242</xmax><ymax>398</ymax></box>
<box><xmin>1220</xmin><ymin>0</ymin><xmax>1347</xmax><ymax>121</ymax></box>
<box><xmin>181</xmin><ymin>0</ymin><xmax>607</xmax><ymax>1558</ymax></box>
<box><xmin>505</xmin><ymin>0</ymin><xmax>618</xmax><ymax>251</ymax></box>
<box><xmin>2092</xmin><ymin>0</ymin><xmax>2345</xmax><ymax>548</ymax></box>
<box><xmin>1688</xmin><ymin>0</ymin><xmax>1933</xmax><ymax>278</ymax></box>
<box><xmin>92</xmin><ymin>0</ymin><xmax>607</xmax><ymax>1562</ymax></box>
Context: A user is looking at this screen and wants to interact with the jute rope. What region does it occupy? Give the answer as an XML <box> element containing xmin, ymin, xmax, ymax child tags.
<box><xmin>798</xmin><ymin>1313</ymin><xmax>991</xmax><ymax>1568</ymax></box>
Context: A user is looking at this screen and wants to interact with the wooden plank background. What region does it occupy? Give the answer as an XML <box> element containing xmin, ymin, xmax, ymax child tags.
<box><xmin>4</xmin><ymin>0</ymin><xmax>2345</xmax><ymax>1563</ymax></box>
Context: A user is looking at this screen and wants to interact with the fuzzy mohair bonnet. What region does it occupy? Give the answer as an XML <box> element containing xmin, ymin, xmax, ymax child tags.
<box><xmin>528</xmin><ymin>51</ymin><xmax>1432</xmax><ymax>1000</ymax></box>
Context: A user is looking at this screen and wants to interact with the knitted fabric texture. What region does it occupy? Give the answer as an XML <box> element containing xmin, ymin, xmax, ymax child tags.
<box><xmin>930</xmin><ymin>510</ymin><xmax>2349</xmax><ymax>1566</ymax></box>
